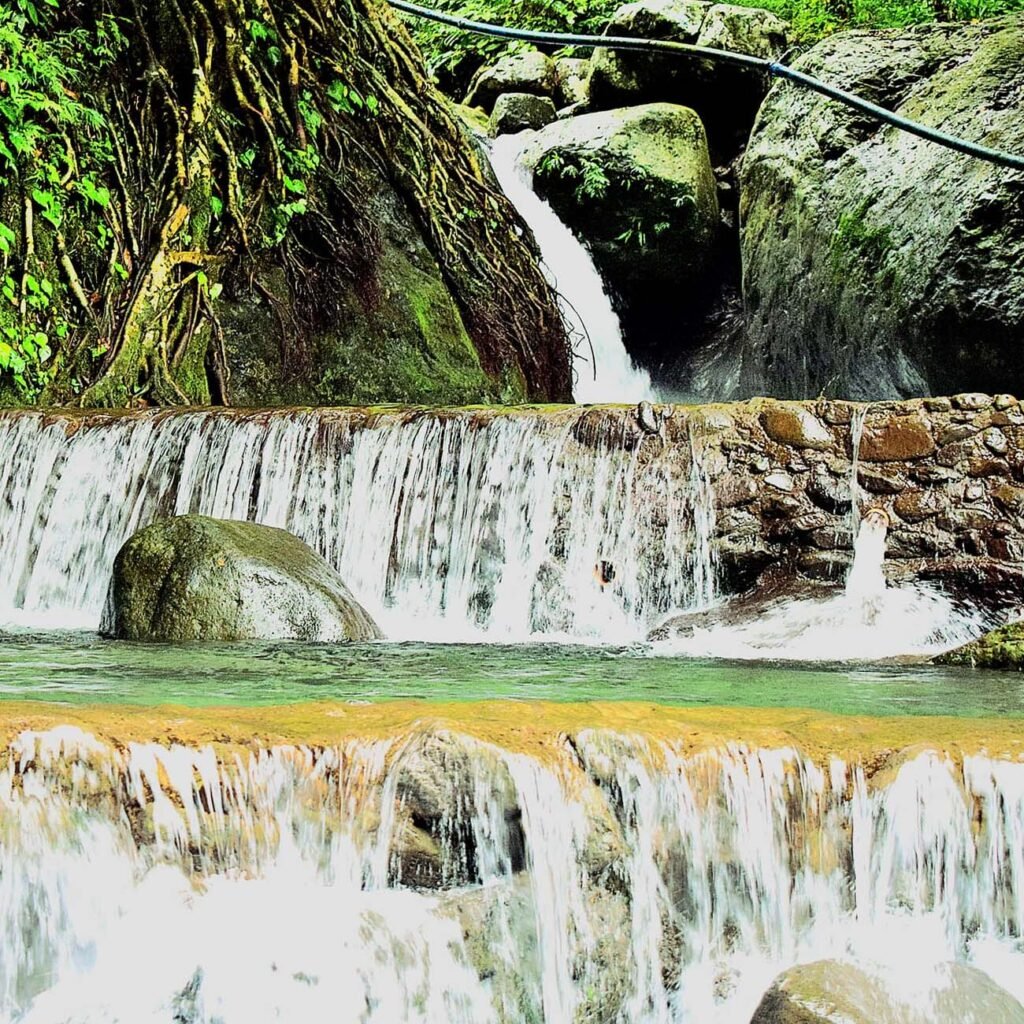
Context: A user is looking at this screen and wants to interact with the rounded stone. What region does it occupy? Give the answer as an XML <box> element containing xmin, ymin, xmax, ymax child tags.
<box><xmin>490</xmin><ymin>93</ymin><xmax>557</xmax><ymax>135</ymax></box>
<box><xmin>101</xmin><ymin>515</ymin><xmax>381</xmax><ymax>642</ymax></box>
<box><xmin>760</xmin><ymin>404</ymin><xmax>834</xmax><ymax>451</ymax></box>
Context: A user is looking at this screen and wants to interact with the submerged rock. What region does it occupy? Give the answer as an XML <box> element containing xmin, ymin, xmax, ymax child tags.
<box><xmin>101</xmin><ymin>516</ymin><xmax>381</xmax><ymax>643</ymax></box>
<box><xmin>937</xmin><ymin>619</ymin><xmax>1024</xmax><ymax>669</ymax></box>
<box><xmin>750</xmin><ymin>959</ymin><xmax>1024</xmax><ymax>1023</ymax></box>
<box><xmin>740</xmin><ymin>17</ymin><xmax>1024</xmax><ymax>401</ymax></box>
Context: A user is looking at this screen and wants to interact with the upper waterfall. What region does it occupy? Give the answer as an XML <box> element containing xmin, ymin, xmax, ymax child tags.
<box><xmin>0</xmin><ymin>408</ymin><xmax>715</xmax><ymax>640</ymax></box>
<box><xmin>488</xmin><ymin>133</ymin><xmax>656</xmax><ymax>404</ymax></box>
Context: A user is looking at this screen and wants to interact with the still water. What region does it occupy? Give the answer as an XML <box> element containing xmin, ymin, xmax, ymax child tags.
<box><xmin>1</xmin><ymin>630</ymin><xmax>1020</xmax><ymax>716</ymax></box>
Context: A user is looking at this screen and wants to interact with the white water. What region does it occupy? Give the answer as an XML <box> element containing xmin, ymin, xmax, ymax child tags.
<box><xmin>488</xmin><ymin>133</ymin><xmax>655</xmax><ymax>404</ymax></box>
<box><xmin>658</xmin><ymin>509</ymin><xmax>986</xmax><ymax>661</ymax></box>
<box><xmin>4</xmin><ymin>727</ymin><xmax>1024</xmax><ymax>1022</ymax></box>
<box><xmin>0</xmin><ymin>409</ymin><xmax>716</xmax><ymax>641</ymax></box>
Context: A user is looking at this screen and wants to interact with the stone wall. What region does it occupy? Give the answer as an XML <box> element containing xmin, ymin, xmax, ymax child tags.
<box><xmin>619</xmin><ymin>393</ymin><xmax>1024</xmax><ymax>602</ymax></box>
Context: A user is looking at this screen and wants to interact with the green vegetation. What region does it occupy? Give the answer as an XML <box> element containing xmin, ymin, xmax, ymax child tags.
<box><xmin>410</xmin><ymin>0</ymin><xmax>1024</xmax><ymax>80</ymax></box>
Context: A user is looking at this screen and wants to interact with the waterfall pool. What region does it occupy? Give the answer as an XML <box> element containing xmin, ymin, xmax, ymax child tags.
<box><xmin>1</xmin><ymin>630</ymin><xmax>1022</xmax><ymax>715</ymax></box>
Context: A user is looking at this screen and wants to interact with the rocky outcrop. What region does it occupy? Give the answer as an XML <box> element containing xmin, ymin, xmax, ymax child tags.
<box><xmin>101</xmin><ymin>516</ymin><xmax>381</xmax><ymax>642</ymax></box>
<box><xmin>938</xmin><ymin>620</ymin><xmax>1024</xmax><ymax>669</ymax></box>
<box><xmin>739</xmin><ymin>17</ymin><xmax>1024</xmax><ymax>402</ymax></box>
<box><xmin>524</xmin><ymin>102</ymin><xmax>721</xmax><ymax>366</ymax></box>
<box><xmin>750</xmin><ymin>959</ymin><xmax>1024</xmax><ymax>1023</ymax></box>
<box><xmin>587</xmin><ymin>0</ymin><xmax>791</xmax><ymax>155</ymax></box>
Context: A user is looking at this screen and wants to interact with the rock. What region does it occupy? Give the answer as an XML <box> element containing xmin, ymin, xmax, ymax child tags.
<box><xmin>554</xmin><ymin>57</ymin><xmax>590</xmax><ymax>107</ymax></box>
<box><xmin>858</xmin><ymin>466</ymin><xmax>908</xmax><ymax>494</ymax></box>
<box><xmin>954</xmin><ymin>392</ymin><xmax>994</xmax><ymax>412</ymax></box>
<box><xmin>937</xmin><ymin>423</ymin><xmax>981</xmax><ymax>446</ymax></box>
<box><xmin>524</xmin><ymin>103</ymin><xmax>720</xmax><ymax>362</ymax></box>
<box><xmin>910</xmin><ymin>465</ymin><xmax>961</xmax><ymax>487</ymax></box>
<box><xmin>750</xmin><ymin>959</ymin><xmax>1024</xmax><ymax>1023</ymax></box>
<box><xmin>985</xmin><ymin>428</ymin><xmax>1010</xmax><ymax>455</ymax></box>
<box><xmin>995</xmin><ymin>394</ymin><xmax>1019</xmax><ymax>410</ymax></box>
<box><xmin>587</xmin><ymin>0</ymin><xmax>790</xmax><ymax>154</ymax></box>
<box><xmin>858</xmin><ymin>411</ymin><xmax>935</xmax><ymax>462</ymax></box>
<box><xmin>490</xmin><ymin>92</ymin><xmax>557</xmax><ymax>135</ymax></box>
<box><xmin>464</xmin><ymin>50</ymin><xmax>556</xmax><ymax>112</ymax></box>
<box><xmin>760</xmin><ymin>404</ymin><xmax>834</xmax><ymax>450</ymax></box>
<box><xmin>764</xmin><ymin>471</ymin><xmax>794</xmax><ymax>492</ymax></box>
<box><xmin>893</xmin><ymin>489</ymin><xmax>946</xmax><ymax>522</ymax></box>
<box><xmin>715</xmin><ymin>475</ymin><xmax>759</xmax><ymax>507</ymax></box>
<box><xmin>739</xmin><ymin>19</ymin><xmax>1024</xmax><ymax>401</ymax></box>
<box><xmin>993</xmin><ymin>482</ymin><xmax>1024</xmax><ymax>516</ymax></box>
<box><xmin>101</xmin><ymin>516</ymin><xmax>381</xmax><ymax>643</ymax></box>
<box><xmin>939</xmin><ymin>621</ymin><xmax>1024</xmax><ymax>670</ymax></box>
<box><xmin>807</xmin><ymin>470</ymin><xmax>853</xmax><ymax>513</ymax></box>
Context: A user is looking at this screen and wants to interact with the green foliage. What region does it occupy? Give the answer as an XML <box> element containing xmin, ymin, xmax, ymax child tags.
<box><xmin>0</xmin><ymin>0</ymin><xmax>124</xmax><ymax>398</ymax></box>
<box><xmin>410</xmin><ymin>0</ymin><xmax>1024</xmax><ymax>76</ymax></box>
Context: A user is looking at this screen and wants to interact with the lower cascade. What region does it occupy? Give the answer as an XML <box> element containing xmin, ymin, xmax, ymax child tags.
<box><xmin>4</xmin><ymin>722</ymin><xmax>1024</xmax><ymax>1023</ymax></box>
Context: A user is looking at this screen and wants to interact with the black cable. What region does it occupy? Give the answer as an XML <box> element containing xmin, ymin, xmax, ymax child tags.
<box><xmin>390</xmin><ymin>0</ymin><xmax>1024</xmax><ymax>171</ymax></box>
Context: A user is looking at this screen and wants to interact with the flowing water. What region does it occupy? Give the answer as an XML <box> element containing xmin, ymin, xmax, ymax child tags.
<box><xmin>488</xmin><ymin>134</ymin><xmax>656</xmax><ymax>404</ymax></box>
<box><xmin>2</xmin><ymin>723</ymin><xmax>1024</xmax><ymax>1023</ymax></box>
<box><xmin>0</xmin><ymin>408</ymin><xmax>714</xmax><ymax>642</ymax></box>
<box><xmin>1</xmin><ymin>403</ymin><xmax>1022</xmax><ymax>1022</ymax></box>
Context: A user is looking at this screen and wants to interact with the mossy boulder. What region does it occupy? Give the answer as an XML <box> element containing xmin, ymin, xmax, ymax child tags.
<box><xmin>750</xmin><ymin>959</ymin><xmax>1024</xmax><ymax>1023</ymax></box>
<box><xmin>101</xmin><ymin>516</ymin><xmax>381</xmax><ymax>643</ymax></box>
<box><xmin>523</xmin><ymin>103</ymin><xmax>720</xmax><ymax>365</ymax></box>
<box><xmin>739</xmin><ymin>18</ymin><xmax>1024</xmax><ymax>402</ymax></box>
<box><xmin>937</xmin><ymin>620</ymin><xmax>1024</xmax><ymax>670</ymax></box>
<box><xmin>491</xmin><ymin>93</ymin><xmax>558</xmax><ymax>135</ymax></box>
<box><xmin>587</xmin><ymin>0</ymin><xmax>791</xmax><ymax>155</ymax></box>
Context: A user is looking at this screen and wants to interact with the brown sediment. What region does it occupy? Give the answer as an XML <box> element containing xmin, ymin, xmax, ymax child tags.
<box><xmin>2</xmin><ymin>701</ymin><xmax>1023</xmax><ymax>770</ymax></box>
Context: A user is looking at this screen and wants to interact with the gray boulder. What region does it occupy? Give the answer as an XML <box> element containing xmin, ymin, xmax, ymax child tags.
<box><xmin>554</xmin><ymin>56</ymin><xmax>590</xmax><ymax>108</ymax></box>
<box><xmin>101</xmin><ymin>515</ymin><xmax>381</xmax><ymax>642</ymax></box>
<box><xmin>587</xmin><ymin>0</ymin><xmax>791</xmax><ymax>154</ymax></box>
<box><xmin>739</xmin><ymin>18</ymin><xmax>1024</xmax><ymax>402</ymax></box>
<box><xmin>524</xmin><ymin>102</ymin><xmax>720</xmax><ymax>362</ymax></box>
<box><xmin>491</xmin><ymin>93</ymin><xmax>557</xmax><ymax>135</ymax></box>
<box><xmin>464</xmin><ymin>50</ymin><xmax>556</xmax><ymax>113</ymax></box>
<box><xmin>750</xmin><ymin>959</ymin><xmax>1024</xmax><ymax>1024</ymax></box>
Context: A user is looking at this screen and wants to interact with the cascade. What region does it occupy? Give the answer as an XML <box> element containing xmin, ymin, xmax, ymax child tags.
<box><xmin>3</xmin><ymin>723</ymin><xmax>1024</xmax><ymax>1023</ymax></box>
<box><xmin>487</xmin><ymin>133</ymin><xmax>656</xmax><ymax>404</ymax></box>
<box><xmin>0</xmin><ymin>408</ymin><xmax>716</xmax><ymax>640</ymax></box>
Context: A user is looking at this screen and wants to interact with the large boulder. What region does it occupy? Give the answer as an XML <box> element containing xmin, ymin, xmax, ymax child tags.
<box><xmin>523</xmin><ymin>103</ymin><xmax>721</xmax><ymax>366</ymax></box>
<box><xmin>750</xmin><ymin>959</ymin><xmax>1024</xmax><ymax>1023</ymax></box>
<box><xmin>739</xmin><ymin>18</ymin><xmax>1024</xmax><ymax>402</ymax></box>
<box><xmin>587</xmin><ymin>0</ymin><xmax>791</xmax><ymax>155</ymax></box>
<box><xmin>464</xmin><ymin>50</ymin><xmax>556</xmax><ymax>113</ymax></box>
<box><xmin>101</xmin><ymin>516</ymin><xmax>381</xmax><ymax>642</ymax></box>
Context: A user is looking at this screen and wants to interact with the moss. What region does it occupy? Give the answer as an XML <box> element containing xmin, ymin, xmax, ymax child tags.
<box><xmin>829</xmin><ymin>198</ymin><xmax>897</xmax><ymax>289</ymax></box>
<box><xmin>937</xmin><ymin>621</ymin><xmax>1024</xmax><ymax>670</ymax></box>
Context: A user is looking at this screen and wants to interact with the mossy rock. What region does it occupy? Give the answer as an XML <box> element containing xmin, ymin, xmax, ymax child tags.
<box><xmin>739</xmin><ymin>17</ymin><xmax>1024</xmax><ymax>401</ymax></box>
<box><xmin>101</xmin><ymin>516</ymin><xmax>381</xmax><ymax>642</ymax></box>
<box><xmin>937</xmin><ymin>620</ymin><xmax>1024</xmax><ymax>670</ymax></box>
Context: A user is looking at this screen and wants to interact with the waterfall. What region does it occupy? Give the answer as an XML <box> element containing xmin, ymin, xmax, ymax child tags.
<box><xmin>487</xmin><ymin>133</ymin><xmax>656</xmax><ymax>404</ymax></box>
<box><xmin>0</xmin><ymin>408</ymin><xmax>716</xmax><ymax>640</ymax></box>
<box><xmin>4</xmin><ymin>724</ymin><xmax>1024</xmax><ymax>1022</ymax></box>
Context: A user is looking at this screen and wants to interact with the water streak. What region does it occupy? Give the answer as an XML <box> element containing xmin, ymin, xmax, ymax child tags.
<box><xmin>488</xmin><ymin>133</ymin><xmax>655</xmax><ymax>404</ymax></box>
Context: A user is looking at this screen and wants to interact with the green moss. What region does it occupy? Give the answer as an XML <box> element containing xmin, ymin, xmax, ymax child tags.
<box><xmin>829</xmin><ymin>198</ymin><xmax>898</xmax><ymax>291</ymax></box>
<box><xmin>937</xmin><ymin>621</ymin><xmax>1024</xmax><ymax>670</ymax></box>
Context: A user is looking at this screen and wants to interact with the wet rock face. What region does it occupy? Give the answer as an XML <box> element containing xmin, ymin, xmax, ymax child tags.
<box><xmin>101</xmin><ymin>516</ymin><xmax>381</xmax><ymax>643</ymax></box>
<box><xmin>750</xmin><ymin>959</ymin><xmax>1024</xmax><ymax>1024</ymax></box>
<box><xmin>740</xmin><ymin>17</ymin><xmax>1024</xmax><ymax>402</ymax></box>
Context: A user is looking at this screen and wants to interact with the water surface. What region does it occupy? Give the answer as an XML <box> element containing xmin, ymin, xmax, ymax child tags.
<box><xmin>1</xmin><ymin>631</ymin><xmax>1020</xmax><ymax>717</ymax></box>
